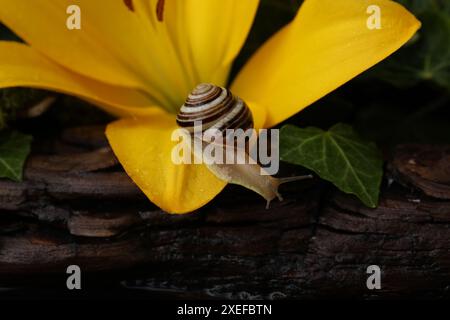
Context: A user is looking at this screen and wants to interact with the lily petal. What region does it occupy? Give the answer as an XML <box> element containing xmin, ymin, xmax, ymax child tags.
<box><xmin>0</xmin><ymin>41</ymin><xmax>159</xmax><ymax>117</ymax></box>
<box><xmin>106</xmin><ymin>113</ymin><xmax>228</xmax><ymax>214</ymax></box>
<box><xmin>0</xmin><ymin>0</ymin><xmax>177</xmax><ymax>108</ymax></box>
<box><xmin>232</xmin><ymin>0</ymin><xmax>421</xmax><ymax>127</ymax></box>
<box><xmin>247</xmin><ymin>101</ymin><xmax>267</xmax><ymax>130</ymax></box>
<box><xmin>162</xmin><ymin>0</ymin><xmax>260</xmax><ymax>94</ymax></box>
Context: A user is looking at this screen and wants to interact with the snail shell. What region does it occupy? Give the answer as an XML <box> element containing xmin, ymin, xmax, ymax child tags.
<box><xmin>175</xmin><ymin>83</ymin><xmax>312</xmax><ymax>208</ymax></box>
<box><xmin>176</xmin><ymin>83</ymin><xmax>253</xmax><ymax>136</ymax></box>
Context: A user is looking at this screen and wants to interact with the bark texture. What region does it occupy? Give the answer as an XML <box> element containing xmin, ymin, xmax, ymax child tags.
<box><xmin>0</xmin><ymin>126</ymin><xmax>449</xmax><ymax>299</ymax></box>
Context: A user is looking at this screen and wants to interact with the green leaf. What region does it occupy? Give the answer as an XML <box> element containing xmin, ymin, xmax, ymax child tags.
<box><xmin>280</xmin><ymin>124</ymin><xmax>383</xmax><ymax>208</ymax></box>
<box><xmin>0</xmin><ymin>131</ymin><xmax>33</xmax><ymax>182</ymax></box>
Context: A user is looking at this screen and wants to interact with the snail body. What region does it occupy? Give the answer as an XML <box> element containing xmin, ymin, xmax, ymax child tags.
<box><xmin>176</xmin><ymin>83</ymin><xmax>312</xmax><ymax>208</ymax></box>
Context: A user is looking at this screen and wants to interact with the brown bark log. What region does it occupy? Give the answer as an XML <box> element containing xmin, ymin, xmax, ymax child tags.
<box><xmin>0</xmin><ymin>126</ymin><xmax>449</xmax><ymax>299</ymax></box>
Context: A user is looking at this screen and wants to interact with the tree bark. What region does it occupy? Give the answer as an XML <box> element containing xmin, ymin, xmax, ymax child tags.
<box><xmin>0</xmin><ymin>126</ymin><xmax>449</xmax><ymax>299</ymax></box>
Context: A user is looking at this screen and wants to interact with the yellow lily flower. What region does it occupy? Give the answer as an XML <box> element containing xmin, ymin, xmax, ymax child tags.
<box><xmin>0</xmin><ymin>0</ymin><xmax>420</xmax><ymax>213</ymax></box>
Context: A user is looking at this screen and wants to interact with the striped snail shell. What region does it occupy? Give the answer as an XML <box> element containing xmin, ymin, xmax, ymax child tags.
<box><xmin>175</xmin><ymin>84</ymin><xmax>313</xmax><ymax>209</ymax></box>
<box><xmin>176</xmin><ymin>83</ymin><xmax>253</xmax><ymax>137</ymax></box>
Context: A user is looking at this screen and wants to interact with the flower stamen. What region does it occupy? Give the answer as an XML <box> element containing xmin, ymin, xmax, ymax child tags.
<box><xmin>123</xmin><ymin>0</ymin><xmax>134</xmax><ymax>12</ymax></box>
<box><xmin>156</xmin><ymin>0</ymin><xmax>165</xmax><ymax>22</ymax></box>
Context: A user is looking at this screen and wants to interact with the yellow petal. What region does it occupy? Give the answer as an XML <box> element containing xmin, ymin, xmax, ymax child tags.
<box><xmin>0</xmin><ymin>0</ymin><xmax>177</xmax><ymax>108</ymax></box>
<box><xmin>161</xmin><ymin>0</ymin><xmax>260</xmax><ymax>94</ymax></box>
<box><xmin>106</xmin><ymin>113</ymin><xmax>227</xmax><ymax>214</ymax></box>
<box><xmin>232</xmin><ymin>0</ymin><xmax>421</xmax><ymax>127</ymax></box>
<box><xmin>0</xmin><ymin>41</ymin><xmax>159</xmax><ymax>117</ymax></box>
<box><xmin>247</xmin><ymin>101</ymin><xmax>267</xmax><ymax>130</ymax></box>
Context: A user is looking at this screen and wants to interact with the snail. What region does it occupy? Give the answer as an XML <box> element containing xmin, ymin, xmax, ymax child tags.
<box><xmin>176</xmin><ymin>83</ymin><xmax>312</xmax><ymax>208</ymax></box>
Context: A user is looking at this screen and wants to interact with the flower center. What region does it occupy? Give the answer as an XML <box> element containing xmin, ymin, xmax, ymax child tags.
<box><xmin>123</xmin><ymin>0</ymin><xmax>165</xmax><ymax>22</ymax></box>
<box><xmin>123</xmin><ymin>0</ymin><xmax>134</xmax><ymax>12</ymax></box>
<box><xmin>156</xmin><ymin>0</ymin><xmax>165</xmax><ymax>22</ymax></box>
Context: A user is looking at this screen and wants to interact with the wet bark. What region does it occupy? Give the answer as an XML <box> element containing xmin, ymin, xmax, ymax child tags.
<box><xmin>0</xmin><ymin>126</ymin><xmax>449</xmax><ymax>299</ymax></box>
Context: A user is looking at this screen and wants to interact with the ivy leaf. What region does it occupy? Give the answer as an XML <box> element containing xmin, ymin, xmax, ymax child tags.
<box><xmin>0</xmin><ymin>131</ymin><xmax>33</xmax><ymax>182</ymax></box>
<box><xmin>280</xmin><ymin>124</ymin><xmax>383</xmax><ymax>208</ymax></box>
